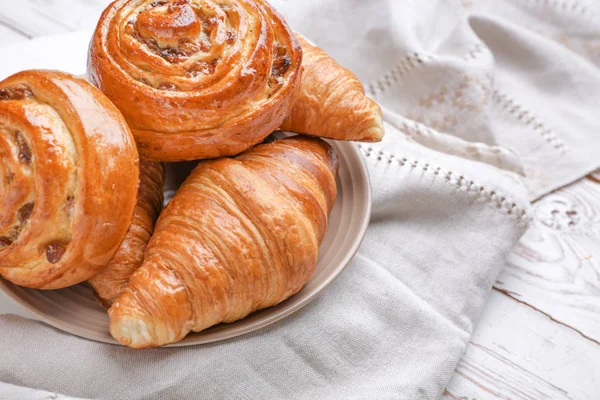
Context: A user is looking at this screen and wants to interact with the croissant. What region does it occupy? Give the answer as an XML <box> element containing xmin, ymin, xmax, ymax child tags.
<box><xmin>89</xmin><ymin>161</ymin><xmax>165</xmax><ymax>307</ymax></box>
<box><xmin>0</xmin><ymin>70</ymin><xmax>139</xmax><ymax>289</ymax></box>
<box><xmin>88</xmin><ymin>0</ymin><xmax>303</xmax><ymax>161</ymax></box>
<box><xmin>281</xmin><ymin>36</ymin><xmax>384</xmax><ymax>142</ymax></box>
<box><xmin>109</xmin><ymin>136</ymin><xmax>339</xmax><ymax>348</ymax></box>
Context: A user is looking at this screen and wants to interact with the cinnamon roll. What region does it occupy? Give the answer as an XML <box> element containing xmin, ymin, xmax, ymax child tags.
<box><xmin>0</xmin><ymin>70</ymin><xmax>139</xmax><ymax>289</ymax></box>
<box><xmin>88</xmin><ymin>0</ymin><xmax>303</xmax><ymax>161</ymax></box>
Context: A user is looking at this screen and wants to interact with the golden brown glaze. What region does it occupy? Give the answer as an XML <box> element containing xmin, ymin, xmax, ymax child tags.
<box><xmin>109</xmin><ymin>136</ymin><xmax>338</xmax><ymax>348</ymax></box>
<box><xmin>89</xmin><ymin>161</ymin><xmax>165</xmax><ymax>307</ymax></box>
<box><xmin>88</xmin><ymin>0</ymin><xmax>303</xmax><ymax>161</ymax></box>
<box><xmin>0</xmin><ymin>70</ymin><xmax>139</xmax><ymax>289</ymax></box>
<box><xmin>281</xmin><ymin>36</ymin><xmax>384</xmax><ymax>142</ymax></box>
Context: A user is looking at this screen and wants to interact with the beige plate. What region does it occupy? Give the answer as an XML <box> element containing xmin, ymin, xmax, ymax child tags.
<box><xmin>0</xmin><ymin>32</ymin><xmax>372</xmax><ymax>346</ymax></box>
<box><xmin>0</xmin><ymin>139</ymin><xmax>371</xmax><ymax>347</ymax></box>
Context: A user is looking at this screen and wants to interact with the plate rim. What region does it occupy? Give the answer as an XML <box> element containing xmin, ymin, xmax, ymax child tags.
<box><xmin>0</xmin><ymin>139</ymin><xmax>372</xmax><ymax>347</ymax></box>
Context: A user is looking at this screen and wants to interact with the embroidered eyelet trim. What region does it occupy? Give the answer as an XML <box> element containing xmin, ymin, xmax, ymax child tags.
<box><xmin>491</xmin><ymin>89</ymin><xmax>568</xmax><ymax>153</ymax></box>
<box><xmin>515</xmin><ymin>0</ymin><xmax>599</xmax><ymax>20</ymax></box>
<box><xmin>359</xmin><ymin>145</ymin><xmax>531</xmax><ymax>226</ymax></box>
<box><xmin>397</xmin><ymin>118</ymin><xmax>443</xmax><ymax>140</ymax></box>
<box><xmin>386</xmin><ymin>117</ymin><xmax>525</xmax><ymax>175</ymax></box>
<box><xmin>463</xmin><ymin>42</ymin><xmax>487</xmax><ymax>61</ymax></box>
<box><xmin>367</xmin><ymin>53</ymin><xmax>432</xmax><ymax>96</ymax></box>
<box><xmin>366</xmin><ymin>41</ymin><xmax>490</xmax><ymax>97</ymax></box>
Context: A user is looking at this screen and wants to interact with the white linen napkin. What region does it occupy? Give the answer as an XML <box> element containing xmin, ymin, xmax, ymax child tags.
<box><xmin>0</xmin><ymin>132</ymin><xmax>529</xmax><ymax>399</ymax></box>
<box><xmin>1</xmin><ymin>0</ymin><xmax>599</xmax><ymax>399</ymax></box>
<box><xmin>270</xmin><ymin>0</ymin><xmax>600</xmax><ymax>200</ymax></box>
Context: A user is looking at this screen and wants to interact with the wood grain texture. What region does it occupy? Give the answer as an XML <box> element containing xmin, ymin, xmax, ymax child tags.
<box><xmin>0</xmin><ymin>24</ymin><xmax>29</xmax><ymax>48</ymax></box>
<box><xmin>445</xmin><ymin>290</ymin><xmax>600</xmax><ymax>400</ymax></box>
<box><xmin>497</xmin><ymin>170</ymin><xmax>600</xmax><ymax>343</ymax></box>
<box><xmin>447</xmin><ymin>169</ymin><xmax>600</xmax><ymax>399</ymax></box>
<box><xmin>0</xmin><ymin>0</ymin><xmax>109</xmax><ymax>39</ymax></box>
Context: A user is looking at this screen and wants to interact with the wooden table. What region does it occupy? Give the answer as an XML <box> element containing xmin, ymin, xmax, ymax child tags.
<box><xmin>1</xmin><ymin>2</ymin><xmax>599</xmax><ymax>398</ymax></box>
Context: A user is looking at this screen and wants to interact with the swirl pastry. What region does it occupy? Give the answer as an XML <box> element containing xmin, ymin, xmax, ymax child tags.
<box><xmin>281</xmin><ymin>36</ymin><xmax>384</xmax><ymax>142</ymax></box>
<box><xmin>0</xmin><ymin>70</ymin><xmax>139</xmax><ymax>290</ymax></box>
<box><xmin>109</xmin><ymin>136</ymin><xmax>338</xmax><ymax>348</ymax></box>
<box><xmin>88</xmin><ymin>0</ymin><xmax>303</xmax><ymax>161</ymax></box>
<box><xmin>89</xmin><ymin>161</ymin><xmax>165</xmax><ymax>307</ymax></box>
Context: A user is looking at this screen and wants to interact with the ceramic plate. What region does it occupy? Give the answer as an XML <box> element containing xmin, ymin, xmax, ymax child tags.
<box><xmin>0</xmin><ymin>32</ymin><xmax>372</xmax><ymax>346</ymax></box>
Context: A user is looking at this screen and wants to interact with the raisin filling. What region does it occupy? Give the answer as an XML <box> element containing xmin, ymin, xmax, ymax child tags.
<box><xmin>15</xmin><ymin>132</ymin><xmax>32</xmax><ymax>165</ymax></box>
<box><xmin>46</xmin><ymin>241</ymin><xmax>66</xmax><ymax>264</ymax></box>
<box><xmin>0</xmin><ymin>86</ymin><xmax>33</xmax><ymax>101</ymax></box>
<box><xmin>269</xmin><ymin>42</ymin><xmax>291</xmax><ymax>89</ymax></box>
<box><xmin>158</xmin><ymin>82</ymin><xmax>178</xmax><ymax>91</ymax></box>
<box><xmin>17</xmin><ymin>202</ymin><xmax>34</xmax><ymax>225</ymax></box>
<box><xmin>64</xmin><ymin>196</ymin><xmax>75</xmax><ymax>216</ymax></box>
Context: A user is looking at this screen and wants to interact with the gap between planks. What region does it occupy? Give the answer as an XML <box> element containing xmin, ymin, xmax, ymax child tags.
<box><xmin>0</xmin><ymin>17</ymin><xmax>32</xmax><ymax>39</ymax></box>
<box><xmin>446</xmin><ymin>290</ymin><xmax>600</xmax><ymax>400</ymax></box>
<box><xmin>492</xmin><ymin>287</ymin><xmax>600</xmax><ymax>346</ymax></box>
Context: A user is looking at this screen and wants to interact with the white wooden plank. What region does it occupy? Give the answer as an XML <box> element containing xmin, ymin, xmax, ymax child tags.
<box><xmin>496</xmin><ymin>171</ymin><xmax>600</xmax><ymax>343</ymax></box>
<box><xmin>0</xmin><ymin>23</ymin><xmax>29</xmax><ymax>48</ymax></box>
<box><xmin>0</xmin><ymin>0</ymin><xmax>108</xmax><ymax>38</ymax></box>
<box><xmin>445</xmin><ymin>290</ymin><xmax>600</xmax><ymax>400</ymax></box>
<box><xmin>0</xmin><ymin>7</ymin><xmax>67</xmax><ymax>37</ymax></box>
<box><xmin>32</xmin><ymin>0</ymin><xmax>111</xmax><ymax>32</ymax></box>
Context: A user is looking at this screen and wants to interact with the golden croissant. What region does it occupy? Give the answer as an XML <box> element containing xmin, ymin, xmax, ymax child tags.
<box><xmin>88</xmin><ymin>0</ymin><xmax>303</xmax><ymax>161</ymax></box>
<box><xmin>89</xmin><ymin>161</ymin><xmax>165</xmax><ymax>307</ymax></box>
<box><xmin>109</xmin><ymin>136</ymin><xmax>339</xmax><ymax>348</ymax></box>
<box><xmin>281</xmin><ymin>36</ymin><xmax>384</xmax><ymax>142</ymax></box>
<box><xmin>0</xmin><ymin>70</ymin><xmax>139</xmax><ymax>289</ymax></box>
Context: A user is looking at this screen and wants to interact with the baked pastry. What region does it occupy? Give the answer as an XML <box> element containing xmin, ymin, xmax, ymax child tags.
<box><xmin>109</xmin><ymin>136</ymin><xmax>339</xmax><ymax>348</ymax></box>
<box><xmin>0</xmin><ymin>70</ymin><xmax>139</xmax><ymax>289</ymax></box>
<box><xmin>281</xmin><ymin>36</ymin><xmax>384</xmax><ymax>142</ymax></box>
<box><xmin>89</xmin><ymin>161</ymin><xmax>165</xmax><ymax>307</ymax></box>
<box><xmin>88</xmin><ymin>0</ymin><xmax>303</xmax><ymax>161</ymax></box>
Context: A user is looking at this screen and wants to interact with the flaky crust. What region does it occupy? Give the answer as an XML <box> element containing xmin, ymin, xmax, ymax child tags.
<box><xmin>0</xmin><ymin>70</ymin><xmax>139</xmax><ymax>289</ymax></box>
<box><xmin>281</xmin><ymin>36</ymin><xmax>384</xmax><ymax>142</ymax></box>
<box><xmin>89</xmin><ymin>161</ymin><xmax>165</xmax><ymax>307</ymax></box>
<box><xmin>88</xmin><ymin>0</ymin><xmax>303</xmax><ymax>161</ymax></box>
<box><xmin>109</xmin><ymin>136</ymin><xmax>339</xmax><ymax>348</ymax></box>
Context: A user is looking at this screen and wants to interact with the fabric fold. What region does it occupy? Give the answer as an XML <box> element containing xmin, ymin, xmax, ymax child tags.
<box><xmin>2</xmin><ymin>0</ymin><xmax>599</xmax><ymax>398</ymax></box>
<box><xmin>268</xmin><ymin>0</ymin><xmax>600</xmax><ymax>199</ymax></box>
<box><xmin>0</xmin><ymin>121</ymin><xmax>530</xmax><ymax>399</ymax></box>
